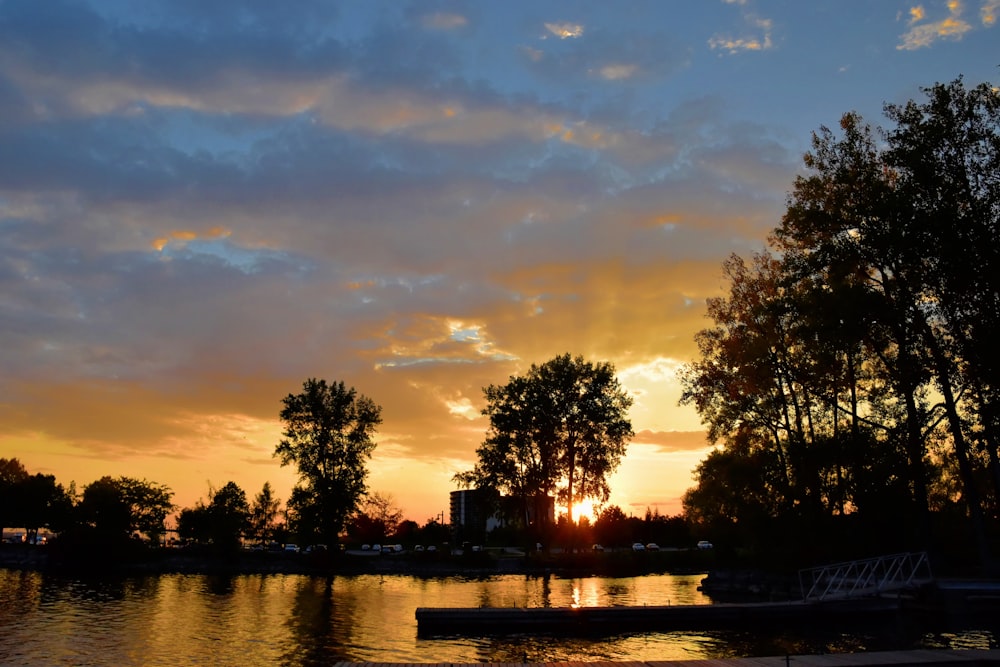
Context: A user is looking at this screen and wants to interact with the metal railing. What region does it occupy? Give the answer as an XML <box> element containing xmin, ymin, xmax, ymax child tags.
<box><xmin>799</xmin><ymin>551</ymin><xmax>932</xmax><ymax>601</ymax></box>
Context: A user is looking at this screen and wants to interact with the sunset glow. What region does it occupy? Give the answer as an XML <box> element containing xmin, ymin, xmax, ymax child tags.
<box><xmin>568</xmin><ymin>498</ymin><xmax>598</xmax><ymax>523</ymax></box>
<box><xmin>0</xmin><ymin>2</ymin><xmax>994</xmax><ymax>526</ymax></box>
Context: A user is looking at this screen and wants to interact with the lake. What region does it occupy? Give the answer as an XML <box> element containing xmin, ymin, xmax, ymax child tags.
<box><xmin>0</xmin><ymin>568</ymin><xmax>995</xmax><ymax>665</ymax></box>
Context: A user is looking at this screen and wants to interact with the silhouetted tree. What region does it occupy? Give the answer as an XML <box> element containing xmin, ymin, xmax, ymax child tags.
<box><xmin>19</xmin><ymin>473</ymin><xmax>74</xmax><ymax>542</ymax></box>
<box><xmin>594</xmin><ymin>505</ymin><xmax>630</xmax><ymax>547</ymax></box>
<box><xmin>774</xmin><ymin>77</ymin><xmax>1000</xmax><ymax>562</ymax></box>
<box><xmin>177</xmin><ymin>503</ymin><xmax>210</xmax><ymax>544</ymax></box>
<box><xmin>419</xmin><ymin>518</ymin><xmax>450</xmax><ymax>547</ymax></box>
<box><xmin>347</xmin><ymin>491</ymin><xmax>404</xmax><ymax>543</ymax></box>
<box><xmin>248</xmin><ymin>481</ymin><xmax>281</xmax><ymax>545</ymax></box>
<box><xmin>78</xmin><ymin>476</ymin><xmax>174</xmax><ymax>544</ymax></box>
<box><xmin>394</xmin><ymin>519</ymin><xmax>420</xmax><ymax>544</ymax></box>
<box><xmin>682</xmin><ymin>75</ymin><xmax>1000</xmax><ymax>566</ymax></box>
<box><xmin>207</xmin><ymin>481</ymin><xmax>250</xmax><ymax>553</ymax></box>
<box><xmin>456</xmin><ymin>354</ymin><xmax>633</xmax><ymax>533</ymax></box>
<box><xmin>275</xmin><ymin>378</ymin><xmax>382</xmax><ymax>546</ymax></box>
<box><xmin>0</xmin><ymin>458</ymin><xmax>29</xmax><ymax>540</ymax></box>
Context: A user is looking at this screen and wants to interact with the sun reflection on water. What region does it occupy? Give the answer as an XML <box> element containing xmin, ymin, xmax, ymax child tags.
<box><xmin>0</xmin><ymin>569</ymin><xmax>996</xmax><ymax>665</ymax></box>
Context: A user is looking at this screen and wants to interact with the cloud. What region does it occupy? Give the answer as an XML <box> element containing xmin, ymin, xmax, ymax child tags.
<box><xmin>897</xmin><ymin>0</ymin><xmax>974</xmax><ymax>49</ymax></box>
<box><xmin>596</xmin><ymin>64</ymin><xmax>638</xmax><ymax>81</ymax></box>
<box><xmin>421</xmin><ymin>12</ymin><xmax>468</xmax><ymax>30</ymax></box>
<box><xmin>152</xmin><ymin>227</ymin><xmax>231</xmax><ymax>252</ymax></box>
<box><xmin>0</xmin><ymin>0</ymin><xmax>844</xmax><ymax>518</ymax></box>
<box><xmin>544</xmin><ymin>22</ymin><xmax>584</xmax><ymax>39</ymax></box>
<box><xmin>708</xmin><ymin>16</ymin><xmax>774</xmax><ymax>54</ymax></box>
<box><xmin>522</xmin><ymin>27</ymin><xmax>689</xmax><ymax>84</ymax></box>
<box><xmin>983</xmin><ymin>0</ymin><xmax>1000</xmax><ymax>24</ymax></box>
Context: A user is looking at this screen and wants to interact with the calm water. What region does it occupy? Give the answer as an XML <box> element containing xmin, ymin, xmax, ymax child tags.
<box><xmin>0</xmin><ymin>568</ymin><xmax>995</xmax><ymax>665</ymax></box>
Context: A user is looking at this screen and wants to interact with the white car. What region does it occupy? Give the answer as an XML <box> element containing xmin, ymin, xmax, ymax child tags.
<box><xmin>631</xmin><ymin>542</ymin><xmax>645</xmax><ymax>551</ymax></box>
<box><xmin>697</xmin><ymin>540</ymin><xmax>714</xmax><ymax>550</ymax></box>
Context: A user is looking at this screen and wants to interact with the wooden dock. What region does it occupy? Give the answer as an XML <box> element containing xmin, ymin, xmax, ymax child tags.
<box><xmin>416</xmin><ymin>598</ymin><xmax>901</xmax><ymax>635</ymax></box>
<box><xmin>332</xmin><ymin>649</ymin><xmax>1000</xmax><ymax>666</ymax></box>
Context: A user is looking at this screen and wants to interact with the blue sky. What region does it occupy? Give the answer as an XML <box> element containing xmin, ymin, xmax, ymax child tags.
<box><xmin>1</xmin><ymin>0</ymin><xmax>997</xmax><ymax>522</ymax></box>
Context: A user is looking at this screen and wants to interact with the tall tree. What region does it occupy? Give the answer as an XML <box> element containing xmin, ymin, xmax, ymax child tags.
<box><xmin>275</xmin><ymin>378</ymin><xmax>382</xmax><ymax>546</ymax></box>
<box><xmin>19</xmin><ymin>473</ymin><xmax>74</xmax><ymax>542</ymax></box>
<box><xmin>0</xmin><ymin>458</ymin><xmax>29</xmax><ymax>540</ymax></box>
<box><xmin>457</xmin><ymin>354</ymin><xmax>633</xmax><ymax>527</ymax></box>
<box><xmin>207</xmin><ymin>481</ymin><xmax>250</xmax><ymax>553</ymax></box>
<box><xmin>773</xmin><ymin>77</ymin><xmax>1000</xmax><ymax>561</ymax></box>
<box><xmin>248</xmin><ymin>482</ymin><xmax>281</xmax><ymax>546</ymax></box>
<box><xmin>683</xmin><ymin>76</ymin><xmax>999</xmax><ymax>564</ymax></box>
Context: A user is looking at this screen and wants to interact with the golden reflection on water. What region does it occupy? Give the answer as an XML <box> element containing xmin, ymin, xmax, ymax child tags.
<box><xmin>0</xmin><ymin>568</ymin><xmax>996</xmax><ymax>665</ymax></box>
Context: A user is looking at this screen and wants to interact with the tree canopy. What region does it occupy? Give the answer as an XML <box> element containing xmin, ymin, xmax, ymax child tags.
<box><xmin>0</xmin><ymin>459</ymin><xmax>74</xmax><ymax>542</ymax></box>
<box><xmin>456</xmin><ymin>353</ymin><xmax>633</xmax><ymax>528</ymax></box>
<box><xmin>347</xmin><ymin>491</ymin><xmax>404</xmax><ymax>543</ymax></box>
<box><xmin>275</xmin><ymin>378</ymin><xmax>382</xmax><ymax>545</ymax></box>
<box><xmin>248</xmin><ymin>481</ymin><xmax>282</xmax><ymax>546</ymax></box>
<box><xmin>680</xmin><ymin>76</ymin><xmax>1000</xmax><ymax>565</ymax></box>
<box><xmin>78</xmin><ymin>476</ymin><xmax>174</xmax><ymax>543</ymax></box>
<box><xmin>178</xmin><ymin>481</ymin><xmax>251</xmax><ymax>553</ymax></box>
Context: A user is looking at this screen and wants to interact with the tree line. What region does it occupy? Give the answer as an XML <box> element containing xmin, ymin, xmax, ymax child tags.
<box><xmin>0</xmin><ymin>454</ymin><xmax>449</xmax><ymax>557</ymax></box>
<box><xmin>679</xmin><ymin>77</ymin><xmax>999</xmax><ymax>569</ymax></box>
<box><xmin>1</xmin><ymin>357</ymin><xmax>638</xmax><ymax>557</ymax></box>
<box><xmin>0</xmin><ymin>457</ymin><xmax>172</xmax><ymax>550</ymax></box>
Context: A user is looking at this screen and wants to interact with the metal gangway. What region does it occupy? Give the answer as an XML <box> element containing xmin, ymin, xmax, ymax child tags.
<box><xmin>799</xmin><ymin>551</ymin><xmax>932</xmax><ymax>601</ymax></box>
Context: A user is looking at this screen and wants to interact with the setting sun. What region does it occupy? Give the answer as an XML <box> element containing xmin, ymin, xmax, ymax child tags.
<box><xmin>566</xmin><ymin>498</ymin><xmax>598</xmax><ymax>523</ymax></box>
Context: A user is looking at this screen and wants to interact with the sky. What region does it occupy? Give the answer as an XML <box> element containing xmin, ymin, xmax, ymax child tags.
<box><xmin>1</xmin><ymin>0</ymin><xmax>997</xmax><ymax>526</ymax></box>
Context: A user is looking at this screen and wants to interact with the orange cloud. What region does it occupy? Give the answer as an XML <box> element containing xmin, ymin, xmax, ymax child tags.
<box><xmin>983</xmin><ymin>0</ymin><xmax>1000</xmax><ymax>24</ymax></box>
<box><xmin>709</xmin><ymin>16</ymin><xmax>774</xmax><ymax>54</ymax></box>
<box><xmin>152</xmin><ymin>227</ymin><xmax>232</xmax><ymax>252</ymax></box>
<box><xmin>898</xmin><ymin>0</ymin><xmax>973</xmax><ymax>49</ymax></box>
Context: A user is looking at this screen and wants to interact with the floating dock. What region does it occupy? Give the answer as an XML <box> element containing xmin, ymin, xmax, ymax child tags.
<box><xmin>416</xmin><ymin>598</ymin><xmax>900</xmax><ymax>635</ymax></box>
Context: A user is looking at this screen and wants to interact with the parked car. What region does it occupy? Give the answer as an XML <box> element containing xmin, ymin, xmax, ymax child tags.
<box><xmin>631</xmin><ymin>542</ymin><xmax>645</xmax><ymax>551</ymax></box>
<box><xmin>646</xmin><ymin>543</ymin><xmax>660</xmax><ymax>551</ymax></box>
<box><xmin>426</xmin><ymin>545</ymin><xmax>437</xmax><ymax>552</ymax></box>
<box><xmin>414</xmin><ymin>545</ymin><xmax>424</xmax><ymax>552</ymax></box>
<box><xmin>372</xmin><ymin>544</ymin><xmax>382</xmax><ymax>552</ymax></box>
<box><xmin>361</xmin><ymin>544</ymin><xmax>371</xmax><ymax>551</ymax></box>
<box><xmin>592</xmin><ymin>544</ymin><xmax>605</xmax><ymax>552</ymax></box>
<box><xmin>697</xmin><ymin>540</ymin><xmax>714</xmax><ymax>550</ymax></box>
<box><xmin>283</xmin><ymin>544</ymin><xmax>300</xmax><ymax>553</ymax></box>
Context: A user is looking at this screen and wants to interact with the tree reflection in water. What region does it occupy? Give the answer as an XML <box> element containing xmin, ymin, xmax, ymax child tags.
<box><xmin>0</xmin><ymin>569</ymin><xmax>996</xmax><ymax>665</ymax></box>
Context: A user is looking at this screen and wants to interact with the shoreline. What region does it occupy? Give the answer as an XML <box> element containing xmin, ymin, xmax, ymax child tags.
<box><xmin>0</xmin><ymin>543</ymin><xmax>716</xmax><ymax>580</ymax></box>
